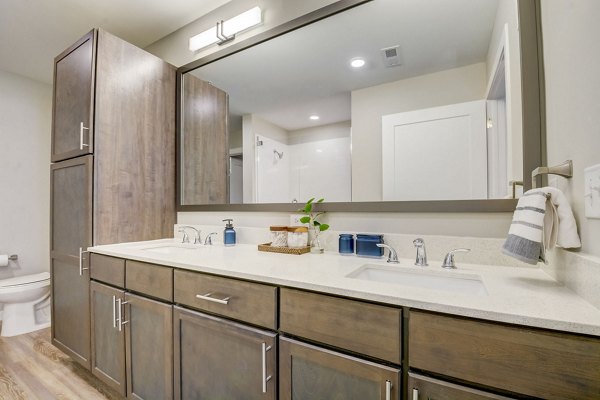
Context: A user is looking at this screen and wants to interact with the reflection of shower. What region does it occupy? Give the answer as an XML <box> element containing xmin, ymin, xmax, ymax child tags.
<box><xmin>273</xmin><ymin>149</ymin><xmax>284</xmax><ymax>160</ymax></box>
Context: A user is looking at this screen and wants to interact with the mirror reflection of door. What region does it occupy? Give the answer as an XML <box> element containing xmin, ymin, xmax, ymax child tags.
<box><xmin>382</xmin><ymin>101</ymin><xmax>488</xmax><ymax>201</ymax></box>
<box><xmin>229</xmin><ymin>155</ymin><xmax>243</xmax><ymax>204</ymax></box>
<box><xmin>181</xmin><ymin>75</ymin><xmax>229</xmax><ymax>205</ymax></box>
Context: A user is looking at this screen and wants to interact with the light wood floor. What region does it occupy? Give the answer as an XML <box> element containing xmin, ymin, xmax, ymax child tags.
<box><xmin>0</xmin><ymin>327</ymin><xmax>122</xmax><ymax>400</ymax></box>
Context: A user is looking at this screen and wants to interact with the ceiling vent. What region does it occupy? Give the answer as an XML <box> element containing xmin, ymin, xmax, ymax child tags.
<box><xmin>381</xmin><ymin>45</ymin><xmax>403</xmax><ymax>67</ymax></box>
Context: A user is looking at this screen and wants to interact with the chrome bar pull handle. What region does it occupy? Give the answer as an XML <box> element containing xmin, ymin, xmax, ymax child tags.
<box><xmin>385</xmin><ymin>380</ymin><xmax>392</xmax><ymax>400</ymax></box>
<box><xmin>412</xmin><ymin>388</ymin><xmax>419</xmax><ymax>400</ymax></box>
<box><xmin>112</xmin><ymin>295</ymin><xmax>117</xmax><ymax>328</ymax></box>
<box><xmin>117</xmin><ymin>299</ymin><xmax>129</xmax><ymax>332</ymax></box>
<box><xmin>79</xmin><ymin>248</ymin><xmax>89</xmax><ymax>276</ymax></box>
<box><xmin>79</xmin><ymin>122</ymin><xmax>90</xmax><ymax>150</ymax></box>
<box><xmin>261</xmin><ymin>343</ymin><xmax>272</xmax><ymax>393</ymax></box>
<box><xmin>195</xmin><ymin>293</ymin><xmax>231</xmax><ymax>305</ymax></box>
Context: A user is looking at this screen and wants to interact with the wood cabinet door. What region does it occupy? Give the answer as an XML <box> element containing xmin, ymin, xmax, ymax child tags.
<box><xmin>279</xmin><ymin>337</ymin><xmax>400</xmax><ymax>400</ymax></box>
<box><xmin>125</xmin><ymin>293</ymin><xmax>173</xmax><ymax>400</ymax></box>
<box><xmin>51</xmin><ymin>258</ymin><xmax>91</xmax><ymax>369</ymax></box>
<box><xmin>93</xmin><ymin>29</ymin><xmax>176</xmax><ymax>245</ymax></box>
<box><xmin>50</xmin><ymin>156</ymin><xmax>93</xmax><ymax>259</ymax></box>
<box><xmin>173</xmin><ymin>307</ymin><xmax>277</xmax><ymax>400</ymax></box>
<box><xmin>90</xmin><ymin>281</ymin><xmax>126</xmax><ymax>396</ymax></box>
<box><xmin>408</xmin><ymin>373</ymin><xmax>515</xmax><ymax>400</ymax></box>
<box><xmin>52</xmin><ymin>30</ymin><xmax>95</xmax><ymax>162</ymax></box>
<box><xmin>50</xmin><ymin>156</ymin><xmax>93</xmax><ymax>369</ymax></box>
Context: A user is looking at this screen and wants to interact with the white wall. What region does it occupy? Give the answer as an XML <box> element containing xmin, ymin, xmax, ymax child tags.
<box><xmin>351</xmin><ymin>62</ymin><xmax>487</xmax><ymax>201</ymax></box>
<box><xmin>242</xmin><ymin>114</ymin><xmax>289</xmax><ymax>202</ymax></box>
<box><xmin>0</xmin><ymin>70</ymin><xmax>52</xmax><ymax>279</ymax></box>
<box><xmin>542</xmin><ymin>0</ymin><xmax>600</xmax><ymax>258</ymax></box>
<box><xmin>145</xmin><ymin>0</ymin><xmax>338</xmax><ymax>67</ymax></box>
<box><xmin>249</xmin><ymin>119</ymin><xmax>352</xmax><ymax>203</ymax></box>
<box><xmin>255</xmin><ymin>135</ymin><xmax>290</xmax><ymax>203</ymax></box>
<box><xmin>288</xmin><ymin>121</ymin><xmax>350</xmax><ymax>145</ymax></box>
<box><xmin>178</xmin><ymin>211</ymin><xmax>512</xmax><ymax>240</ymax></box>
<box><xmin>290</xmin><ymin>136</ymin><xmax>351</xmax><ymax>203</ymax></box>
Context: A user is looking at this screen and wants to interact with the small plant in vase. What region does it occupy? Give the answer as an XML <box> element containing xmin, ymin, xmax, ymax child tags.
<box><xmin>298</xmin><ymin>198</ymin><xmax>330</xmax><ymax>253</ymax></box>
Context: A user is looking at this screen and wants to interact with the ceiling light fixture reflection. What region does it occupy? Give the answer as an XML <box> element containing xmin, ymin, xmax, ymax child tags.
<box><xmin>309</xmin><ymin>115</ymin><xmax>320</xmax><ymax>120</ymax></box>
<box><xmin>350</xmin><ymin>58</ymin><xmax>366</xmax><ymax>68</ymax></box>
<box><xmin>189</xmin><ymin>7</ymin><xmax>262</xmax><ymax>52</ymax></box>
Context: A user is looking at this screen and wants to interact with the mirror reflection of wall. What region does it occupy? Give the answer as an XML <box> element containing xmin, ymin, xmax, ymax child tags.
<box><xmin>181</xmin><ymin>0</ymin><xmax>525</xmax><ymax>205</ymax></box>
<box><xmin>242</xmin><ymin>116</ymin><xmax>351</xmax><ymax>203</ymax></box>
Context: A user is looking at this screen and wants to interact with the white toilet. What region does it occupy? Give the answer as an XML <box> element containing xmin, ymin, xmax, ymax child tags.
<box><xmin>0</xmin><ymin>272</ymin><xmax>51</xmax><ymax>337</ymax></box>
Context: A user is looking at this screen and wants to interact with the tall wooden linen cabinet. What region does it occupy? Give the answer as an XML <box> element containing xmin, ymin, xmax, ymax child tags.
<box><xmin>50</xmin><ymin>29</ymin><xmax>175</xmax><ymax>369</ymax></box>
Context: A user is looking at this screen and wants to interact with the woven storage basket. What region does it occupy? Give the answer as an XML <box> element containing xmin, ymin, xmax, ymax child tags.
<box><xmin>258</xmin><ymin>243</ymin><xmax>310</xmax><ymax>255</ymax></box>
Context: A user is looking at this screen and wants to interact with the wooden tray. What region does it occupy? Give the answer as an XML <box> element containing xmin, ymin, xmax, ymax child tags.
<box><xmin>258</xmin><ymin>243</ymin><xmax>310</xmax><ymax>255</ymax></box>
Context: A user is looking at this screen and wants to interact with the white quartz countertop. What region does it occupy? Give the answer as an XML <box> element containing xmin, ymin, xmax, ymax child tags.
<box><xmin>89</xmin><ymin>239</ymin><xmax>600</xmax><ymax>336</ymax></box>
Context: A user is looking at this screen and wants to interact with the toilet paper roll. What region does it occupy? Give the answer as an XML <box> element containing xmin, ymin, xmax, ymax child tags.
<box><xmin>0</xmin><ymin>255</ymin><xmax>8</xmax><ymax>267</ymax></box>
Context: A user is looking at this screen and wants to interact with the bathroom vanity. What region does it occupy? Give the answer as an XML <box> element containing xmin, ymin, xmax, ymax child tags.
<box><xmin>85</xmin><ymin>240</ymin><xmax>600</xmax><ymax>400</ymax></box>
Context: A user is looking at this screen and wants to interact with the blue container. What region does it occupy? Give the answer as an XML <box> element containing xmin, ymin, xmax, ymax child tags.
<box><xmin>355</xmin><ymin>234</ymin><xmax>384</xmax><ymax>258</ymax></box>
<box><xmin>338</xmin><ymin>234</ymin><xmax>355</xmax><ymax>255</ymax></box>
<box><xmin>223</xmin><ymin>218</ymin><xmax>236</xmax><ymax>246</ymax></box>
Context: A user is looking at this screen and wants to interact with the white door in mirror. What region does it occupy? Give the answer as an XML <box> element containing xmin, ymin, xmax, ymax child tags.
<box><xmin>584</xmin><ymin>164</ymin><xmax>600</xmax><ymax>218</ymax></box>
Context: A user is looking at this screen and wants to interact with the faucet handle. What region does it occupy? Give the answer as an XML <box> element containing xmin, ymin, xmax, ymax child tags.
<box><xmin>204</xmin><ymin>232</ymin><xmax>218</xmax><ymax>246</ymax></box>
<box><xmin>178</xmin><ymin>228</ymin><xmax>190</xmax><ymax>243</ymax></box>
<box><xmin>442</xmin><ymin>248</ymin><xmax>471</xmax><ymax>269</ymax></box>
<box><xmin>376</xmin><ymin>243</ymin><xmax>399</xmax><ymax>264</ymax></box>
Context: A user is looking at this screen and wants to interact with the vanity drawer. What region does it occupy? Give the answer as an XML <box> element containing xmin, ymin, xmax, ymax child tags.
<box><xmin>89</xmin><ymin>253</ymin><xmax>125</xmax><ymax>287</ymax></box>
<box><xmin>174</xmin><ymin>270</ymin><xmax>277</xmax><ymax>329</ymax></box>
<box><xmin>409</xmin><ymin>310</ymin><xmax>600</xmax><ymax>400</ymax></box>
<box><xmin>125</xmin><ymin>260</ymin><xmax>173</xmax><ymax>302</ymax></box>
<box><xmin>279</xmin><ymin>288</ymin><xmax>401</xmax><ymax>364</ymax></box>
<box><xmin>408</xmin><ymin>373</ymin><xmax>514</xmax><ymax>400</ymax></box>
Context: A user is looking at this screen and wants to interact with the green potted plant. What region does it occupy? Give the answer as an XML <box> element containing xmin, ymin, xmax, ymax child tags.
<box><xmin>298</xmin><ymin>198</ymin><xmax>329</xmax><ymax>253</ymax></box>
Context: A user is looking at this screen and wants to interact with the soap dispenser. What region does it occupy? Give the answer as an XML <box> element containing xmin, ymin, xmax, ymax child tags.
<box><xmin>223</xmin><ymin>219</ymin><xmax>236</xmax><ymax>246</ymax></box>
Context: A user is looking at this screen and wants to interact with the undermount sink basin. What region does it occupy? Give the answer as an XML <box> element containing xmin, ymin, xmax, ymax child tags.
<box><xmin>347</xmin><ymin>264</ymin><xmax>488</xmax><ymax>296</ymax></box>
<box><xmin>140</xmin><ymin>243</ymin><xmax>202</xmax><ymax>255</ymax></box>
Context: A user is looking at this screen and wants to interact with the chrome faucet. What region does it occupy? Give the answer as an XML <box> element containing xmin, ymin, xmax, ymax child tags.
<box><xmin>204</xmin><ymin>232</ymin><xmax>218</xmax><ymax>245</ymax></box>
<box><xmin>413</xmin><ymin>238</ymin><xmax>428</xmax><ymax>266</ymax></box>
<box><xmin>178</xmin><ymin>226</ymin><xmax>201</xmax><ymax>244</ymax></box>
<box><xmin>376</xmin><ymin>243</ymin><xmax>399</xmax><ymax>264</ymax></box>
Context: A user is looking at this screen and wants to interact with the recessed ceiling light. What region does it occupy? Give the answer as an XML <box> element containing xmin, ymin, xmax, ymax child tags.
<box><xmin>350</xmin><ymin>58</ymin><xmax>366</xmax><ymax>68</ymax></box>
<box><xmin>309</xmin><ymin>115</ymin><xmax>320</xmax><ymax>120</ymax></box>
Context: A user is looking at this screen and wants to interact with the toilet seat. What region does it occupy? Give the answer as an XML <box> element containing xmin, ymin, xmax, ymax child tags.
<box><xmin>0</xmin><ymin>272</ymin><xmax>50</xmax><ymax>289</ymax></box>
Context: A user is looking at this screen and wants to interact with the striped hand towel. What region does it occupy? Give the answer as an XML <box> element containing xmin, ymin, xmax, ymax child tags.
<box><xmin>502</xmin><ymin>187</ymin><xmax>581</xmax><ymax>264</ymax></box>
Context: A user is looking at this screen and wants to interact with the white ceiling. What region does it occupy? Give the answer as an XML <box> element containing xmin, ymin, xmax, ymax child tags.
<box><xmin>0</xmin><ymin>0</ymin><xmax>230</xmax><ymax>84</ymax></box>
<box><xmin>192</xmin><ymin>0</ymin><xmax>499</xmax><ymax>131</ymax></box>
